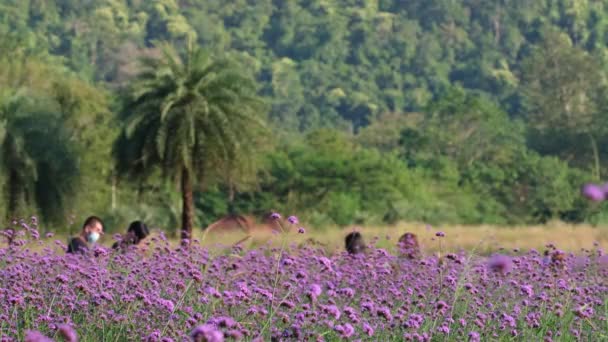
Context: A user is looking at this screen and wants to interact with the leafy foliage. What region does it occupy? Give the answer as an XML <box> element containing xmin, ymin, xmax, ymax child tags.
<box><xmin>114</xmin><ymin>42</ymin><xmax>266</xmax><ymax>237</ymax></box>
<box><xmin>1</xmin><ymin>0</ymin><xmax>608</xmax><ymax>230</ymax></box>
<box><xmin>0</xmin><ymin>90</ymin><xmax>79</xmax><ymax>223</ymax></box>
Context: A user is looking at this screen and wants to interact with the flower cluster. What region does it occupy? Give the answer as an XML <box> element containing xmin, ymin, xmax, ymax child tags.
<box><xmin>0</xmin><ymin>216</ymin><xmax>606</xmax><ymax>341</ymax></box>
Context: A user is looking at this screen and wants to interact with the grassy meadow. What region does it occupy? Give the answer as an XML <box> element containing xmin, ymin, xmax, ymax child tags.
<box><xmin>196</xmin><ymin>221</ymin><xmax>608</xmax><ymax>255</ymax></box>
<box><xmin>36</xmin><ymin>221</ymin><xmax>608</xmax><ymax>257</ymax></box>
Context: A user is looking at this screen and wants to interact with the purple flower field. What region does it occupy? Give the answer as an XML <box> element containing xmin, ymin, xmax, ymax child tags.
<box><xmin>1</xmin><ymin>217</ymin><xmax>607</xmax><ymax>341</ymax></box>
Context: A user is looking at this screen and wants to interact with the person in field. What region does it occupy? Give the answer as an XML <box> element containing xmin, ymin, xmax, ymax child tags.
<box><xmin>112</xmin><ymin>220</ymin><xmax>150</xmax><ymax>251</ymax></box>
<box><xmin>543</xmin><ymin>249</ymin><xmax>567</xmax><ymax>270</ymax></box>
<box><xmin>345</xmin><ymin>231</ymin><xmax>366</xmax><ymax>254</ymax></box>
<box><xmin>398</xmin><ymin>232</ymin><xmax>420</xmax><ymax>259</ymax></box>
<box><xmin>66</xmin><ymin>216</ymin><xmax>105</xmax><ymax>254</ymax></box>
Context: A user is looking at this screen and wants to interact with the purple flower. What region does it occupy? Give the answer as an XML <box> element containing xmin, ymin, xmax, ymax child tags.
<box><xmin>488</xmin><ymin>254</ymin><xmax>513</xmax><ymax>274</ymax></box>
<box><xmin>190</xmin><ymin>324</ymin><xmax>224</xmax><ymax>342</ymax></box>
<box><xmin>520</xmin><ymin>284</ymin><xmax>534</xmax><ymax>298</ymax></box>
<box><xmin>318</xmin><ymin>257</ymin><xmax>332</xmax><ymax>270</ymax></box>
<box><xmin>339</xmin><ymin>287</ymin><xmax>355</xmax><ymax>298</ymax></box>
<box><xmin>158</xmin><ymin>298</ymin><xmax>175</xmax><ymax>312</ymax></box>
<box><xmin>209</xmin><ymin>316</ymin><xmax>237</xmax><ymax>329</ymax></box>
<box><xmin>361</xmin><ymin>301</ymin><xmax>374</xmax><ymax>313</ymax></box>
<box><xmin>468</xmin><ymin>332</ymin><xmax>480</xmax><ymax>342</ymax></box>
<box><xmin>205</xmin><ymin>287</ymin><xmax>222</xmax><ymax>298</ymax></box>
<box><xmin>280</xmin><ymin>300</ymin><xmax>295</xmax><ymax>309</ymax></box>
<box><xmin>582</xmin><ymin>183</ymin><xmax>604</xmax><ymax>201</ymax></box>
<box><xmin>574</xmin><ymin>306</ymin><xmax>594</xmax><ymax>318</ymax></box>
<box><xmin>437</xmin><ymin>325</ymin><xmax>450</xmax><ymax>334</ymax></box>
<box><xmin>287</xmin><ymin>216</ymin><xmax>299</xmax><ymax>224</ymax></box>
<box><xmin>322</xmin><ymin>304</ymin><xmax>341</xmax><ymax>319</ymax></box>
<box><xmin>309</xmin><ymin>284</ymin><xmax>322</xmax><ymax>298</ymax></box>
<box><xmin>298</xmin><ymin>227</ymin><xmax>306</xmax><ymax>234</ymax></box>
<box><xmin>24</xmin><ymin>331</ymin><xmax>53</xmax><ymax>342</ymax></box>
<box><xmin>435</xmin><ymin>301</ymin><xmax>449</xmax><ymax>311</ymax></box>
<box><xmin>501</xmin><ymin>313</ymin><xmax>517</xmax><ymax>328</ymax></box>
<box><xmin>226</xmin><ymin>330</ymin><xmax>243</xmax><ymax>340</ymax></box>
<box><xmin>336</xmin><ymin>323</ymin><xmax>354</xmax><ymax>338</ymax></box>
<box><xmin>270</xmin><ymin>212</ymin><xmax>281</xmax><ymax>220</ymax></box>
<box><xmin>56</xmin><ymin>274</ymin><xmax>69</xmax><ymax>284</ymax></box>
<box><xmin>58</xmin><ymin>324</ymin><xmax>78</xmax><ymax>342</ymax></box>
<box><xmin>377</xmin><ymin>306</ymin><xmax>393</xmax><ymax>321</ymax></box>
<box><xmin>404</xmin><ymin>313</ymin><xmax>424</xmax><ymax>329</ymax></box>
<box><xmin>435</xmin><ymin>231</ymin><xmax>445</xmax><ymax>237</ymax></box>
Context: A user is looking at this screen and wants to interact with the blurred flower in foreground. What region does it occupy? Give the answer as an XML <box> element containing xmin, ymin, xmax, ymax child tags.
<box><xmin>191</xmin><ymin>324</ymin><xmax>224</xmax><ymax>342</ymax></box>
<box><xmin>581</xmin><ymin>183</ymin><xmax>604</xmax><ymax>202</ymax></box>
<box><xmin>488</xmin><ymin>254</ymin><xmax>513</xmax><ymax>274</ymax></box>
<box><xmin>25</xmin><ymin>331</ymin><xmax>53</xmax><ymax>342</ymax></box>
<box><xmin>58</xmin><ymin>324</ymin><xmax>78</xmax><ymax>342</ymax></box>
<box><xmin>287</xmin><ymin>216</ymin><xmax>299</xmax><ymax>224</ymax></box>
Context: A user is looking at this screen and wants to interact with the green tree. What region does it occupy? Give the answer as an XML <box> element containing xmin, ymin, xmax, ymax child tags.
<box><xmin>0</xmin><ymin>90</ymin><xmax>79</xmax><ymax>223</ymax></box>
<box><xmin>114</xmin><ymin>42</ymin><xmax>266</xmax><ymax>241</ymax></box>
<box><xmin>520</xmin><ymin>28</ymin><xmax>607</xmax><ymax>180</ymax></box>
<box><xmin>50</xmin><ymin>76</ymin><xmax>117</xmax><ymax>219</ymax></box>
<box><xmin>258</xmin><ymin>129</ymin><xmax>410</xmax><ymax>225</ymax></box>
<box><xmin>421</xmin><ymin>87</ymin><xmax>524</xmax><ymax>168</ymax></box>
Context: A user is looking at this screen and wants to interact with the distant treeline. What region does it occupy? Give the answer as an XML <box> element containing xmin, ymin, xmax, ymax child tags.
<box><xmin>1</xmin><ymin>0</ymin><xmax>608</xmax><ymax>233</ymax></box>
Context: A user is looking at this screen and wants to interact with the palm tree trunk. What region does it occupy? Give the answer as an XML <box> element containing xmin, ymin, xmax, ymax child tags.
<box><xmin>111</xmin><ymin>172</ymin><xmax>117</xmax><ymax>211</ymax></box>
<box><xmin>7</xmin><ymin>168</ymin><xmax>20</xmax><ymax>218</ymax></box>
<box><xmin>181</xmin><ymin>167</ymin><xmax>194</xmax><ymax>244</ymax></box>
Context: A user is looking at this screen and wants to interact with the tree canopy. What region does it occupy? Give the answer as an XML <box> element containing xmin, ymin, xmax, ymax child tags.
<box><xmin>114</xmin><ymin>42</ymin><xmax>266</xmax><ymax>239</ymax></box>
<box><xmin>2</xmin><ymin>0</ymin><xmax>608</xmax><ymax>231</ymax></box>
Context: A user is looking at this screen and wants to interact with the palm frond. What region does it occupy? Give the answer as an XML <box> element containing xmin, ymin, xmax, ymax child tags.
<box><xmin>115</xmin><ymin>43</ymin><xmax>267</xmax><ymax>192</ymax></box>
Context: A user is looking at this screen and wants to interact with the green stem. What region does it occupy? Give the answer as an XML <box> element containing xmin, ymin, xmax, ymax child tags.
<box><xmin>260</xmin><ymin>221</ymin><xmax>289</xmax><ymax>336</ymax></box>
<box><xmin>161</xmin><ymin>279</ymin><xmax>195</xmax><ymax>337</ymax></box>
<box><xmin>114</xmin><ymin>301</ymin><xmax>135</xmax><ymax>342</ymax></box>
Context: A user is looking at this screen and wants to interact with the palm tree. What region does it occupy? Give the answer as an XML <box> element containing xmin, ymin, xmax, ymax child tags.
<box><xmin>114</xmin><ymin>42</ymin><xmax>266</xmax><ymax>242</ymax></box>
<box><xmin>0</xmin><ymin>90</ymin><xmax>79</xmax><ymax>223</ymax></box>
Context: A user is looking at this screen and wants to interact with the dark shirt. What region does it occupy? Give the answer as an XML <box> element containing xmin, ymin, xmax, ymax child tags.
<box><xmin>112</xmin><ymin>232</ymin><xmax>138</xmax><ymax>251</ymax></box>
<box><xmin>66</xmin><ymin>237</ymin><xmax>88</xmax><ymax>254</ymax></box>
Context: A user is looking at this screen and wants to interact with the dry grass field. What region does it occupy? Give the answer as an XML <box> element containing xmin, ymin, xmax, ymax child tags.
<box><xmin>190</xmin><ymin>220</ymin><xmax>608</xmax><ymax>256</ymax></box>
<box><xmin>26</xmin><ymin>220</ymin><xmax>608</xmax><ymax>256</ymax></box>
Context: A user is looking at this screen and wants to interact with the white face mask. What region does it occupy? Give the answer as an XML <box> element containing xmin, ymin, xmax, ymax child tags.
<box><xmin>87</xmin><ymin>232</ymin><xmax>100</xmax><ymax>244</ymax></box>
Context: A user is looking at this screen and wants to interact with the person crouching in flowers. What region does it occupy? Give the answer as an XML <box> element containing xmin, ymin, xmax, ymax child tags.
<box><xmin>66</xmin><ymin>216</ymin><xmax>105</xmax><ymax>254</ymax></box>
<box><xmin>112</xmin><ymin>220</ymin><xmax>150</xmax><ymax>252</ymax></box>
<box><xmin>345</xmin><ymin>231</ymin><xmax>366</xmax><ymax>254</ymax></box>
<box><xmin>398</xmin><ymin>232</ymin><xmax>420</xmax><ymax>259</ymax></box>
<box><xmin>543</xmin><ymin>249</ymin><xmax>567</xmax><ymax>270</ymax></box>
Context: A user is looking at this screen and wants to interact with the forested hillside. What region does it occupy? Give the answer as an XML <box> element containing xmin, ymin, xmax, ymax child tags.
<box><xmin>1</xmin><ymin>0</ymin><xmax>608</xmax><ymax>233</ymax></box>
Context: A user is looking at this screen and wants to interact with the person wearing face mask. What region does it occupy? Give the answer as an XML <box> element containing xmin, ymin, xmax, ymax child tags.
<box><xmin>66</xmin><ymin>216</ymin><xmax>105</xmax><ymax>254</ymax></box>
